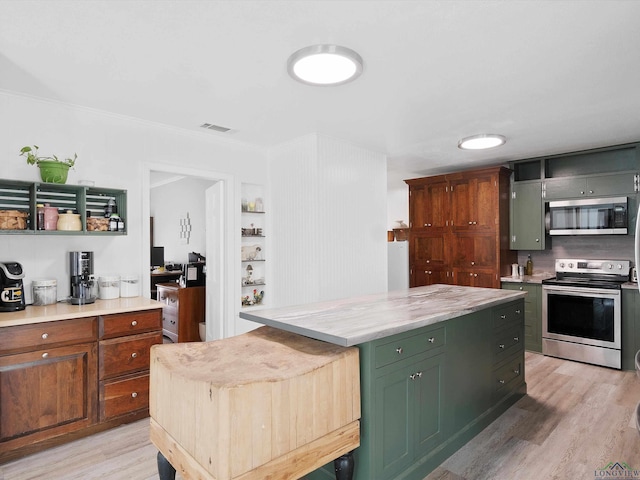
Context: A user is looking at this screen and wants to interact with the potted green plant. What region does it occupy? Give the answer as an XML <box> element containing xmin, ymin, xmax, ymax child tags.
<box><xmin>19</xmin><ymin>145</ymin><xmax>77</xmax><ymax>184</ymax></box>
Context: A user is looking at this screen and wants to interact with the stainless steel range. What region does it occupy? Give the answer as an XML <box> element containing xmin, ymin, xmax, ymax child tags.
<box><xmin>542</xmin><ymin>258</ymin><xmax>630</xmax><ymax>369</ymax></box>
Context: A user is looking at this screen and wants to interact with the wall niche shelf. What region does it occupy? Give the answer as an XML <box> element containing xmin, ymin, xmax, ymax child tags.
<box><xmin>241</xmin><ymin>184</ymin><xmax>266</xmax><ymax>308</ymax></box>
<box><xmin>0</xmin><ymin>179</ymin><xmax>127</xmax><ymax>235</ymax></box>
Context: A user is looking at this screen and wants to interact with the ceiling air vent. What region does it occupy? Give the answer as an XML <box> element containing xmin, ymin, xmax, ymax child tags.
<box><xmin>200</xmin><ymin>123</ymin><xmax>231</xmax><ymax>133</ymax></box>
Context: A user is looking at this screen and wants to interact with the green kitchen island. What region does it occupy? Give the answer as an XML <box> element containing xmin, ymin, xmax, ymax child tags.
<box><xmin>240</xmin><ymin>284</ymin><xmax>527</xmax><ymax>480</ymax></box>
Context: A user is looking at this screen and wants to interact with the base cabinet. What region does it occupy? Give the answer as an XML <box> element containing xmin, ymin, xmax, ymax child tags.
<box><xmin>0</xmin><ymin>307</ymin><xmax>162</xmax><ymax>463</ymax></box>
<box><xmin>501</xmin><ymin>283</ymin><xmax>542</xmax><ymax>353</ymax></box>
<box><xmin>0</xmin><ymin>342</ymin><xmax>97</xmax><ymax>445</ymax></box>
<box><xmin>304</xmin><ymin>299</ymin><xmax>526</xmax><ymax>480</ymax></box>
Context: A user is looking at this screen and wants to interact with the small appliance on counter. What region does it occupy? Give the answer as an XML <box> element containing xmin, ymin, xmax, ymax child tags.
<box><xmin>0</xmin><ymin>262</ymin><xmax>26</xmax><ymax>311</ymax></box>
<box><xmin>69</xmin><ymin>251</ymin><xmax>97</xmax><ymax>305</ymax></box>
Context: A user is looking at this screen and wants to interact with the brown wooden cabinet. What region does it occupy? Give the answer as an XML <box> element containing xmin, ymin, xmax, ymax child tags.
<box><xmin>0</xmin><ymin>305</ymin><xmax>162</xmax><ymax>463</ymax></box>
<box><xmin>406</xmin><ymin>166</ymin><xmax>516</xmax><ymax>289</ymax></box>
<box><xmin>98</xmin><ymin>310</ymin><xmax>162</xmax><ymax>422</ymax></box>
<box><xmin>156</xmin><ymin>283</ymin><xmax>205</xmax><ymax>343</ymax></box>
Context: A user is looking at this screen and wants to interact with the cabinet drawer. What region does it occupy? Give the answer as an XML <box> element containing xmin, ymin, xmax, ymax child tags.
<box><xmin>0</xmin><ymin>317</ymin><xmax>97</xmax><ymax>355</ymax></box>
<box><xmin>492</xmin><ymin>302</ymin><xmax>523</xmax><ymax>330</ymax></box>
<box><xmin>493</xmin><ymin>325</ymin><xmax>523</xmax><ymax>365</ymax></box>
<box><xmin>493</xmin><ymin>355</ymin><xmax>523</xmax><ymax>396</ymax></box>
<box><xmin>99</xmin><ymin>309</ymin><xmax>161</xmax><ymax>339</ymax></box>
<box><xmin>162</xmin><ymin>310</ymin><xmax>178</xmax><ymax>336</ymax></box>
<box><xmin>157</xmin><ymin>288</ymin><xmax>179</xmax><ymax>310</ymax></box>
<box><xmin>375</xmin><ymin>327</ymin><xmax>445</xmax><ymax>368</ymax></box>
<box><xmin>100</xmin><ymin>373</ymin><xmax>150</xmax><ymax>421</ymax></box>
<box><xmin>99</xmin><ymin>331</ymin><xmax>162</xmax><ymax>380</ymax></box>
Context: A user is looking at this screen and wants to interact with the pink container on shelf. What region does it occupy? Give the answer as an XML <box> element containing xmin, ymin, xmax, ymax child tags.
<box><xmin>43</xmin><ymin>204</ymin><xmax>59</xmax><ymax>230</ymax></box>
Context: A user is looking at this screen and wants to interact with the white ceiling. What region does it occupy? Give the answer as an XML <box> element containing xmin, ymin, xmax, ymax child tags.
<box><xmin>2</xmin><ymin>1</ymin><xmax>640</xmax><ymax>186</ymax></box>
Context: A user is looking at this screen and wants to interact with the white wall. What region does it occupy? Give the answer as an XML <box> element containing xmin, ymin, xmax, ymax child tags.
<box><xmin>0</xmin><ymin>91</ymin><xmax>266</xmax><ymax>304</ymax></box>
<box><xmin>150</xmin><ymin>176</ymin><xmax>216</xmax><ymax>265</ymax></box>
<box><xmin>269</xmin><ymin>134</ymin><xmax>388</xmax><ymax>307</ymax></box>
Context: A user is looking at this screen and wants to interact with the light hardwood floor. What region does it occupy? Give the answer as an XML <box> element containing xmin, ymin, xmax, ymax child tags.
<box><xmin>2</xmin><ymin>352</ymin><xmax>640</xmax><ymax>480</ymax></box>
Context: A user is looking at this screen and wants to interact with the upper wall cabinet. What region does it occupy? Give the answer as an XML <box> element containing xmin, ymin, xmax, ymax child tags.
<box><xmin>0</xmin><ymin>180</ymin><xmax>127</xmax><ymax>235</ymax></box>
<box><xmin>509</xmin><ymin>142</ymin><xmax>640</xmax><ymax>250</ymax></box>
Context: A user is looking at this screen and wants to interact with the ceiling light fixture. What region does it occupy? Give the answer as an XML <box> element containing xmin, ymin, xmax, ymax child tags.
<box><xmin>287</xmin><ymin>44</ymin><xmax>363</xmax><ymax>86</ymax></box>
<box><xmin>458</xmin><ymin>134</ymin><xmax>506</xmax><ymax>150</ymax></box>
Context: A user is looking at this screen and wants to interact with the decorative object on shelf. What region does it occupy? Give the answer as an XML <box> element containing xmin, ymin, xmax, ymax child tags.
<box><xmin>243</xmin><ymin>264</ymin><xmax>254</xmax><ymax>285</ymax></box>
<box><xmin>241</xmin><ymin>244</ymin><xmax>262</xmax><ymax>261</ymax></box>
<box><xmin>0</xmin><ymin>210</ymin><xmax>28</xmax><ymax>230</ymax></box>
<box><xmin>241</xmin><ymin>223</ymin><xmax>263</xmax><ymax>236</ymax></box>
<box><xmin>392</xmin><ymin>220</ymin><xmax>408</xmax><ymax>242</ymax></box>
<box><xmin>57</xmin><ymin>210</ymin><xmax>82</xmax><ymax>231</ymax></box>
<box><xmin>19</xmin><ymin>145</ymin><xmax>77</xmax><ymax>184</ymax></box>
<box><xmin>242</xmin><ymin>289</ymin><xmax>264</xmax><ymax>306</ymax></box>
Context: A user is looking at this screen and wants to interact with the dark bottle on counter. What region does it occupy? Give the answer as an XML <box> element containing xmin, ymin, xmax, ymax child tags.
<box><xmin>525</xmin><ymin>254</ymin><xmax>533</xmax><ymax>276</ymax></box>
<box><xmin>36</xmin><ymin>204</ymin><xmax>45</xmax><ymax>230</ymax></box>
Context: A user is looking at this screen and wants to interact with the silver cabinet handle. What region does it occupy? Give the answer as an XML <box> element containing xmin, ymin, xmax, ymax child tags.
<box><xmin>500</xmin><ymin>314</ymin><xmax>506</xmax><ymax>319</ymax></box>
<box><xmin>396</xmin><ymin>347</ymin><xmax>403</xmax><ymax>354</ymax></box>
<box><xmin>589</xmin><ymin>190</ymin><xmax>594</xmax><ymax>194</ymax></box>
<box><xmin>514</xmin><ymin>337</ymin><xmax>519</xmax><ymax>342</ymax></box>
<box><xmin>513</xmin><ymin>369</ymin><xmax>520</xmax><ymax>375</ymax></box>
<box><xmin>499</xmin><ymin>379</ymin><xmax>505</xmax><ymax>384</ymax></box>
<box><xmin>131</xmin><ymin>320</ymin><xmax>138</xmax><ymax>326</ymax></box>
<box><xmin>42</xmin><ymin>352</ymin><xmax>49</xmax><ymax>358</ymax></box>
<box><xmin>516</xmin><ymin>309</ymin><xmax>521</xmax><ymax>314</ymax></box>
<box><xmin>428</xmin><ymin>337</ymin><xmax>435</xmax><ymax>343</ymax></box>
<box><xmin>41</xmin><ymin>333</ymin><xmax>48</xmax><ymax>339</ymax></box>
<box><xmin>468</xmin><ymin>221</ymin><xmax>473</xmax><ymax>225</ymax></box>
<box><xmin>535</xmin><ymin>238</ymin><xmax>540</xmax><ymax>242</ymax></box>
<box><xmin>471</xmin><ymin>261</ymin><xmax>475</xmax><ymax>266</ymax></box>
<box><xmin>131</xmin><ymin>392</ymin><xmax>138</xmax><ymax>398</ymax></box>
<box><xmin>472</xmin><ymin>221</ymin><xmax>477</xmax><ymax>225</ymax></box>
<box><xmin>499</xmin><ymin>344</ymin><xmax>505</xmax><ymax>349</ymax></box>
<box><xmin>410</xmin><ymin>371</ymin><xmax>423</xmax><ymax>380</ymax></box>
<box><xmin>131</xmin><ymin>352</ymin><xmax>138</xmax><ymax>359</ymax></box>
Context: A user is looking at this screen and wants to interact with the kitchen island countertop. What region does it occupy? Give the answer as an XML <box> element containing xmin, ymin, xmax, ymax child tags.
<box><xmin>0</xmin><ymin>296</ymin><xmax>163</xmax><ymax>328</ymax></box>
<box><xmin>240</xmin><ymin>284</ymin><xmax>525</xmax><ymax>346</ymax></box>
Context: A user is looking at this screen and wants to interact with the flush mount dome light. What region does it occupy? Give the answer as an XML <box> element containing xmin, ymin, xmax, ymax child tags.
<box><xmin>458</xmin><ymin>134</ymin><xmax>506</xmax><ymax>150</ymax></box>
<box><xmin>287</xmin><ymin>44</ymin><xmax>363</xmax><ymax>86</ymax></box>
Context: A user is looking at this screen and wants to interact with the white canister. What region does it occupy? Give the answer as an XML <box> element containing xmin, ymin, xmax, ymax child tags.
<box><xmin>32</xmin><ymin>279</ymin><xmax>57</xmax><ymax>306</ymax></box>
<box><xmin>120</xmin><ymin>274</ymin><xmax>140</xmax><ymax>297</ymax></box>
<box><xmin>98</xmin><ymin>275</ymin><xmax>120</xmax><ymax>299</ymax></box>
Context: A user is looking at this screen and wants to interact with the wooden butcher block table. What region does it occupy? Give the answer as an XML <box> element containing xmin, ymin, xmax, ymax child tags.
<box><xmin>149</xmin><ymin>326</ymin><xmax>361</xmax><ymax>480</ymax></box>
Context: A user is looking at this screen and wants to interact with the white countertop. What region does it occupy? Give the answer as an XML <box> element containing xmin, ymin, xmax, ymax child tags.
<box><xmin>0</xmin><ymin>297</ymin><xmax>163</xmax><ymax>328</ymax></box>
<box><xmin>500</xmin><ymin>272</ymin><xmax>555</xmax><ymax>284</ymax></box>
<box><xmin>240</xmin><ymin>284</ymin><xmax>525</xmax><ymax>346</ymax></box>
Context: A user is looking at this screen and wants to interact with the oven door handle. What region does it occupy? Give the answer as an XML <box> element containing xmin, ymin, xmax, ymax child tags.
<box><xmin>542</xmin><ymin>284</ymin><xmax>620</xmax><ymax>297</ymax></box>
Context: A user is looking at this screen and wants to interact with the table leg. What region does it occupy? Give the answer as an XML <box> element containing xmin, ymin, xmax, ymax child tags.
<box><xmin>157</xmin><ymin>451</ymin><xmax>177</xmax><ymax>480</ymax></box>
<box><xmin>334</xmin><ymin>451</ymin><xmax>354</xmax><ymax>480</ymax></box>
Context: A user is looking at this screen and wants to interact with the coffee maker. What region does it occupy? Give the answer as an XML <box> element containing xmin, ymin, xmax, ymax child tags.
<box><xmin>0</xmin><ymin>262</ymin><xmax>26</xmax><ymax>312</ymax></box>
<box><xmin>69</xmin><ymin>251</ymin><xmax>96</xmax><ymax>305</ymax></box>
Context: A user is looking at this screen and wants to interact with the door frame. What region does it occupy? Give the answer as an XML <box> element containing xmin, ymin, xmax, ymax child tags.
<box><xmin>142</xmin><ymin>163</ymin><xmax>235</xmax><ymax>341</ymax></box>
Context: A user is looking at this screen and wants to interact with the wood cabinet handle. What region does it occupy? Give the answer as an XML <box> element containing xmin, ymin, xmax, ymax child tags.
<box><xmin>131</xmin><ymin>352</ymin><xmax>138</xmax><ymax>359</ymax></box>
<box><xmin>41</xmin><ymin>333</ymin><xmax>48</xmax><ymax>339</ymax></box>
<box><xmin>131</xmin><ymin>320</ymin><xmax>138</xmax><ymax>326</ymax></box>
<box><xmin>396</xmin><ymin>347</ymin><xmax>403</xmax><ymax>354</ymax></box>
<box><xmin>131</xmin><ymin>392</ymin><xmax>138</xmax><ymax>398</ymax></box>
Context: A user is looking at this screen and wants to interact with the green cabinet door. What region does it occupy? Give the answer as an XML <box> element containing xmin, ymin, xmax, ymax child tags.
<box><xmin>622</xmin><ymin>288</ymin><xmax>639</xmax><ymax>371</ymax></box>
<box><xmin>374</xmin><ymin>354</ymin><xmax>443</xmax><ymax>479</ymax></box>
<box><xmin>544</xmin><ymin>172</ymin><xmax>636</xmax><ymax>200</ymax></box>
<box><xmin>502</xmin><ymin>283</ymin><xmax>542</xmax><ymax>352</ymax></box>
<box><xmin>510</xmin><ymin>181</ymin><xmax>545</xmax><ymax>250</ymax></box>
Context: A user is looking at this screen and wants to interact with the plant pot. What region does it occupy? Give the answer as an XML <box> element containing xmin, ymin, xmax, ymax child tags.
<box><xmin>38</xmin><ymin>160</ymin><xmax>70</xmax><ymax>184</ymax></box>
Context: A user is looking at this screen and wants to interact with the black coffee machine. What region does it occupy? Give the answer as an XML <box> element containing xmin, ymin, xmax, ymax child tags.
<box><xmin>0</xmin><ymin>262</ymin><xmax>26</xmax><ymax>312</ymax></box>
<box><xmin>69</xmin><ymin>251</ymin><xmax>96</xmax><ymax>305</ymax></box>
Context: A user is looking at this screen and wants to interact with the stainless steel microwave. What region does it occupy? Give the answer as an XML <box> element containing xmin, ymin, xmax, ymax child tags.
<box><xmin>546</xmin><ymin>196</ymin><xmax>628</xmax><ymax>235</ymax></box>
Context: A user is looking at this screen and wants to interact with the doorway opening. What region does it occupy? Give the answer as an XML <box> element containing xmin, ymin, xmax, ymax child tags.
<box><xmin>142</xmin><ymin>164</ymin><xmax>234</xmax><ymax>341</ymax></box>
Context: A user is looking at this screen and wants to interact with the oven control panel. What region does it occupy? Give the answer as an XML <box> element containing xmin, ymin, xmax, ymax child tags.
<box><xmin>555</xmin><ymin>258</ymin><xmax>630</xmax><ymax>275</ymax></box>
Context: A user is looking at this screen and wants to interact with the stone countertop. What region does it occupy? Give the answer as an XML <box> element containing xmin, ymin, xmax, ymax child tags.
<box><xmin>239</xmin><ymin>284</ymin><xmax>525</xmax><ymax>347</ymax></box>
<box><xmin>0</xmin><ymin>297</ymin><xmax>163</xmax><ymax>328</ymax></box>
